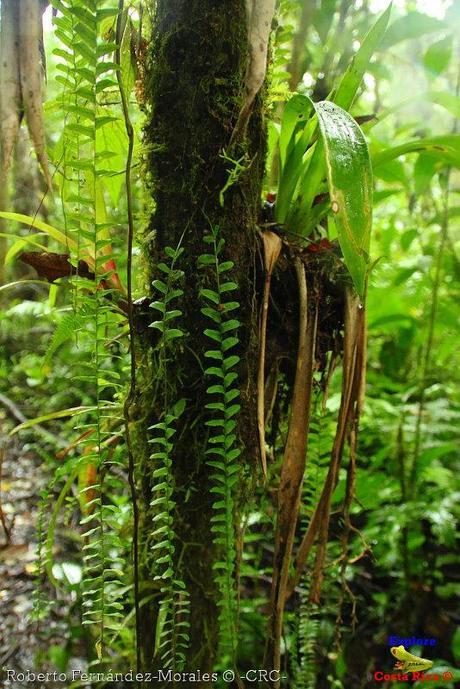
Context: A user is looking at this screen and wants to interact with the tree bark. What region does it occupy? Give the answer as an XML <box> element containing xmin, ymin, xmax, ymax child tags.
<box><xmin>127</xmin><ymin>0</ymin><xmax>268</xmax><ymax>679</ymax></box>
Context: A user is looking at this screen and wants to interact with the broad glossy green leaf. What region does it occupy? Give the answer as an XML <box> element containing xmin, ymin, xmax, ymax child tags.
<box><xmin>285</xmin><ymin>7</ymin><xmax>390</xmax><ymax>234</ymax></box>
<box><xmin>316</xmin><ymin>101</ymin><xmax>373</xmax><ymax>298</ymax></box>
<box><xmin>334</xmin><ymin>4</ymin><xmax>392</xmax><ymax>110</ymax></box>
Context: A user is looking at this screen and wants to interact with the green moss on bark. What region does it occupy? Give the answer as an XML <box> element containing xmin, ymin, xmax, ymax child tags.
<box><xmin>128</xmin><ymin>0</ymin><xmax>267</xmax><ymax>678</ymax></box>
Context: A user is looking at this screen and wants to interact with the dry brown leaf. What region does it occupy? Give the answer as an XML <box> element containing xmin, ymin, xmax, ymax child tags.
<box><xmin>266</xmin><ymin>260</ymin><xmax>317</xmax><ymax>683</ymax></box>
<box><xmin>257</xmin><ymin>231</ymin><xmax>282</xmax><ymax>477</ymax></box>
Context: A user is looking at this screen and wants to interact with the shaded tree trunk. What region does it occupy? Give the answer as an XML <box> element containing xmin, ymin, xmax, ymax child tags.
<box><xmin>126</xmin><ymin>0</ymin><xmax>267</xmax><ymax>679</ymax></box>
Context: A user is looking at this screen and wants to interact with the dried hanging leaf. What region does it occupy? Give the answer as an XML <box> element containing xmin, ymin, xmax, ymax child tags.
<box><xmin>20</xmin><ymin>251</ymin><xmax>95</xmax><ymax>282</ymax></box>
<box><xmin>288</xmin><ymin>289</ymin><xmax>367</xmax><ymax>601</ymax></box>
<box><xmin>257</xmin><ymin>231</ymin><xmax>282</xmax><ymax>476</ymax></box>
<box><xmin>267</xmin><ymin>260</ymin><xmax>317</xmax><ymax>683</ymax></box>
<box><xmin>261</xmin><ymin>230</ymin><xmax>282</xmax><ymax>274</ymax></box>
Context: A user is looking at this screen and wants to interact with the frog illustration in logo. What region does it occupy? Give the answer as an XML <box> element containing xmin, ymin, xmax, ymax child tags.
<box><xmin>390</xmin><ymin>645</ymin><xmax>433</xmax><ymax>672</ymax></box>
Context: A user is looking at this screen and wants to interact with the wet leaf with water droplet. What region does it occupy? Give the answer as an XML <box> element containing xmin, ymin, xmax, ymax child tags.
<box><xmin>315</xmin><ymin>101</ymin><xmax>373</xmax><ymax>298</ymax></box>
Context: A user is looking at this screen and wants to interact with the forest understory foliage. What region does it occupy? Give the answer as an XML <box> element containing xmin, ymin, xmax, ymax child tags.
<box><xmin>0</xmin><ymin>1</ymin><xmax>459</xmax><ymax>688</ymax></box>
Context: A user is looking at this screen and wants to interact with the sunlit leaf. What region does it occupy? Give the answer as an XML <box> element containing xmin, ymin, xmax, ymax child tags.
<box><xmin>10</xmin><ymin>406</ymin><xmax>94</xmax><ymax>434</ymax></box>
<box><xmin>424</xmin><ymin>35</ymin><xmax>453</xmax><ymax>77</ymax></box>
<box><xmin>0</xmin><ymin>212</ymin><xmax>79</xmax><ymax>252</ymax></box>
<box><xmin>428</xmin><ymin>92</ymin><xmax>460</xmax><ymax>120</ymax></box>
<box><xmin>372</xmin><ymin>135</ymin><xmax>460</xmax><ymax>169</ymax></box>
<box><xmin>279</xmin><ymin>94</ymin><xmax>313</xmax><ymax>167</ymax></box>
<box><xmin>334</xmin><ymin>4</ymin><xmax>392</xmax><ymax>110</ymax></box>
<box><xmin>381</xmin><ymin>11</ymin><xmax>446</xmax><ymax>48</ymax></box>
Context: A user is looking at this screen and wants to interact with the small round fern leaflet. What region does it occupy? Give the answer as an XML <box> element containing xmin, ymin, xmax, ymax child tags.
<box><xmin>149</xmin><ymin>245</ymin><xmax>190</xmax><ymax>670</ymax></box>
<box><xmin>199</xmin><ymin>226</ymin><xmax>241</xmax><ymax>663</ymax></box>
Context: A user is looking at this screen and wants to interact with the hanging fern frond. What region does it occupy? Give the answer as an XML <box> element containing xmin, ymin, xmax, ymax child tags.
<box><xmin>293</xmin><ymin>595</ymin><xmax>320</xmax><ymax>689</ymax></box>
<box><xmin>148</xmin><ymin>245</ymin><xmax>190</xmax><ymax>671</ymax></box>
<box><xmin>44</xmin><ymin>308</ymin><xmax>88</xmax><ymax>365</ymax></box>
<box><xmin>199</xmin><ymin>225</ymin><xmax>241</xmax><ymax>663</ymax></box>
<box><xmin>32</xmin><ymin>487</ymin><xmax>53</xmax><ymax>625</ymax></box>
<box><xmin>302</xmin><ymin>398</ymin><xmax>335</xmax><ymax>521</ymax></box>
<box><xmin>269</xmin><ymin>0</ymin><xmax>297</xmax><ymax>103</ymax></box>
<box><xmin>49</xmin><ymin>0</ymin><xmax>129</xmax><ymax>657</ymax></box>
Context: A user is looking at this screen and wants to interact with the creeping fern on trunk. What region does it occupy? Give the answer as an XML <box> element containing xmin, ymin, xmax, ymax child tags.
<box><xmin>199</xmin><ymin>226</ymin><xmax>241</xmax><ymax>663</ymax></box>
<box><xmin>149</xmin><ymin>245</ymin><xmax>190</xmax><ymax>670</ymax></box>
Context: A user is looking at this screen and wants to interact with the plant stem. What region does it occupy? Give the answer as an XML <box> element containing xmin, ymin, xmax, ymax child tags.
<box><xmin>116</xmin><ymin>1</ymin><xmax>141</xmax><ymax>673</ymax></box>
<box><xmin>408</xmin><ymin>178</ymin><xmax>450</xmax><ymax>491</ymax></box>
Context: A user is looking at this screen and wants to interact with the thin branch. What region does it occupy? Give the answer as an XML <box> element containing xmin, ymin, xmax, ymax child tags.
<box><xmin>0</xmin><ymin>392</ymin><xmax>67</xmax><ymax>448</ymax></box>
<box><xmin>408</xmin><ymin>181</ymin><xmax>450</xmax><ymax>490</ymax></box>
<box><xmin>116</xmin><ymin>1</ymin><xmax>141</xmax><ymax>673</ymax></box>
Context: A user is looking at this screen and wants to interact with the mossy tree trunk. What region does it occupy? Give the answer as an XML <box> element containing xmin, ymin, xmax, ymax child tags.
<box><xmin>127</xmin><ymin>0</ymin><xmax>267</xmax><ymax>676</ymax></box>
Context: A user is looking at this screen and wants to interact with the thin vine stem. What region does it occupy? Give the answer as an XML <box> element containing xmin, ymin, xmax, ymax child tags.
<box><xmin>115</xmin><ymin>0</ymin><xmax>140</xmax><ymax>672</ymax></box>
<box><xmin>408</xmin><ymin>61</ymin><xmax>459</xmax><ymax>490</ymax></box>
<box><xmin>408</xmin><ymin>176</ymin><xmax>450</xmax><ymax>490</ymax></box>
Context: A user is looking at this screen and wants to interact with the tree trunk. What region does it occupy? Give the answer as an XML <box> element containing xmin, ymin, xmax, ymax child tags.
<box><xmin>126</xmin><ymin>0</ymin><xmax>267</xmax><ymax>678</ymax></box>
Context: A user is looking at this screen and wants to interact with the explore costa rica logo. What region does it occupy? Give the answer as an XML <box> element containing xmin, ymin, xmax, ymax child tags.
<box><xmin>369</xmin><ymin>639</ymin><xmax>454</xmax><ymax>683</ymax></box>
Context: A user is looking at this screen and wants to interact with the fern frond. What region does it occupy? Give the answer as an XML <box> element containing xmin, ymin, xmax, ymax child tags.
<box><xmin>293</xmin><ymin>594</ymin><xmax>319</xmax><ymax>689</ymax></box>
<box><xmin>199</xmin><ymin>226</ymin><xmax>241</xmax><ymax>663</ymax></box>
<box><xmin>32</xmin><ymin>487</ymin><xmax>53</xmax><ymax>624</ymax></box>
<box><xmin>44</xmin><ymin>308</ymin><xmax>87</xmax><ymax>365</ymax></box>
<box><xmin>302</xmin><ymin>399</ymin><xmax>334</xmax><ymax>521</ymax></box>
<box><xmin>50</xmin><ymin>0</ymin><xmax>129</xmax><ymax>656</ymax></box>
<box><xmin>148</xmin><ymin>245</ymin><xmax>190</xmax><ymax>670</ymax></box>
